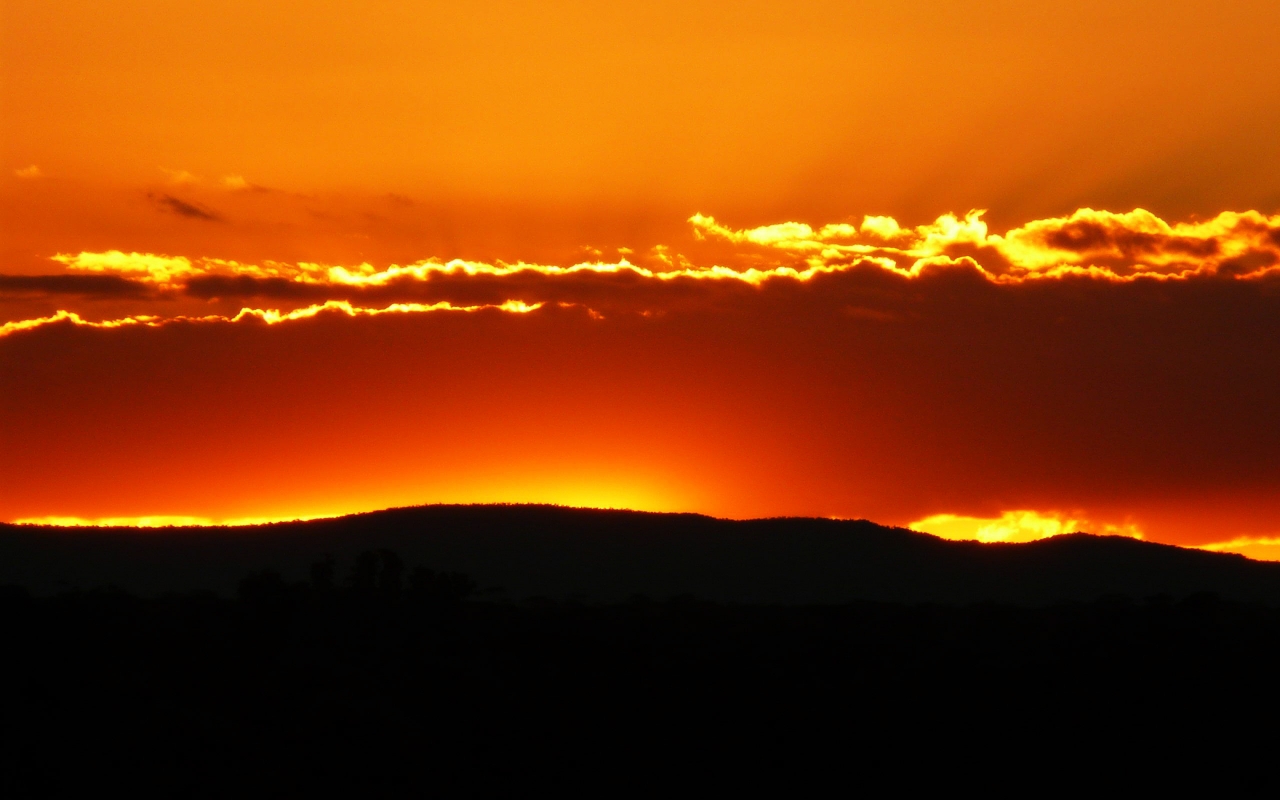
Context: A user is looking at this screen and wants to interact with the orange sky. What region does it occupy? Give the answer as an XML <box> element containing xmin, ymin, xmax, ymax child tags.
<box><xmin>3</xmin><ymin>1</ymin><xmax>1280</xmax><ymax>556</ymax></box>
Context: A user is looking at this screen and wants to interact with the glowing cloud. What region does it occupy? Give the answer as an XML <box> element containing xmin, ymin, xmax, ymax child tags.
<box><xmin>52</xmin><ymin>251</ymin><xmax>200</xmax><ymax>285</ymax></box>
<box><xmin>693</xmin><ymin>208</ymin><xmax>1280</xmax><ymax>281</ymax></box>
<box><xmin>5</xmin><ymin>206</ymin><xmax>1273</xmax><ymax>349</ymax></box>
<box><xmin>50</xmin><ymin>250</ymin><xmax>844</xmax><ymax>291</ymax></box>
<box><xmin>0</xmin><ymin>309</ymin><xmax>162</xmax><ymax>338</ymax></box>
<box><xmin>42</xmin><ymin>208</ymin><xmax>1280</xmax><ymax>302</ymax></box>
<box><xmin>0</xmin><ymin>299</ymin><xmax>542</xmax><ymax>339</ymax></box>
<box><xmin>14</xmin><ymin>165</ymin><xmax>42</xmax><ymax>179</ymax></box>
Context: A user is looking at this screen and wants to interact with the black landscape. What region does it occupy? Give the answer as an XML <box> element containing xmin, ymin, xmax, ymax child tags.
<box><xmin>3</xmin><ymin>505</ymin><xmax>1278</xmax><ymax>793</ymax></box>
<box><xmin>5</xmin><ymin>504</ymin><xmax>1280</xmax><ymax>603</ymax></box>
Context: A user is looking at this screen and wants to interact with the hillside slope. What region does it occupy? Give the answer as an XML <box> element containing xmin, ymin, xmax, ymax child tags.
<box><xmin>2</xmin><ymin>504</ymin><xmax>1276</xmax><ymax>604</ymax></box>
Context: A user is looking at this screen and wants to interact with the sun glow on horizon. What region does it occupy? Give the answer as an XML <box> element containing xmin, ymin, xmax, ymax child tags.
<box><xmin>12</xmin><ymin>514</ymin><xmax>334</xmax><ymax>528</ymax></box>
<box><xmin>909</xmin><ymin>510</ymin><xmax>1144</xmax><ymax>544</ymax></box>
<box><xmin>8</xmin><ymin>475</ymin><xmax>693</xmax><ymax>530</ymax></box>
<box><xmin>11</xmin><ymin>503</ymin><xmax>1280</xmax><ymax>564</ymax></box>
<box><xmin>1196</xmin><ymin>537</ymin><xmax>1280</xmax><ymax>563</ymax></box>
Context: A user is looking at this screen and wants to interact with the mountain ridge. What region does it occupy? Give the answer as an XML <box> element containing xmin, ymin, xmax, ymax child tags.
<box><xmin>1</xmin><ymin>503</ymin><xmax>1274</xmax><ymax>604</ymax></box>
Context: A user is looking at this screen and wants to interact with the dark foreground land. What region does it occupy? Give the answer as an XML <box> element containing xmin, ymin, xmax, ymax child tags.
<box><xmin>5</xmin><ymin>504</ymin><xmax>1280</xmax><ymax>603</ymax></box>
<box><xmin>4</xmin><ymin>506</ymin><xmax>1280</xmax><ymax>793</ymax></box>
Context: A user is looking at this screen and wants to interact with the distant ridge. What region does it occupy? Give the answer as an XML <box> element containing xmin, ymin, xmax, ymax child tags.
<box><xmin>2</xmin><ymin>504</ymin><xmax>1277</xmax><ymax>604</ymax></box>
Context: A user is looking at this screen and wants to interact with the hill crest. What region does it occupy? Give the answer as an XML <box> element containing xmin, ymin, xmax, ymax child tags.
<box><xmin>1</xmin><ymin>503</ymin><xmax>1273</xmax><ymax>604</ymax></box>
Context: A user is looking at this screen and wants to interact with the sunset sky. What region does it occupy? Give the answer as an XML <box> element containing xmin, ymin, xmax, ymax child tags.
<box><xmin>4</xmin><ymin>1</ymin><xmax>1280</xmax><ymax>557</ymax></box>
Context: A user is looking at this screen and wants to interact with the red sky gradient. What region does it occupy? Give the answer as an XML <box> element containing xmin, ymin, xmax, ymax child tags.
<box><xmin>3</xmin><ymin>1</ymin><xmax>1280</xmax><ymax>557</ymax></box>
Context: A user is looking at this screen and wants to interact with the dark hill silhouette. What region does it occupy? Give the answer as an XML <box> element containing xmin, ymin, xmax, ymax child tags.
<box><xmin>5</xmin><ymin>505</ymin><xmax>1280</xmax><ymax>793</ymax></box>
<box><xmin>2</xmin><ymin>503</ymin><xmax>1277</xmax><ymax>604</ymax></box>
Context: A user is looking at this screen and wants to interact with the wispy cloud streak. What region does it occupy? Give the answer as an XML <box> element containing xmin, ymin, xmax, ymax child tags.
<box><xmin>0</xmin><ymin>299</ymin><xmax>542</xmax><ymax>339</ymax></box>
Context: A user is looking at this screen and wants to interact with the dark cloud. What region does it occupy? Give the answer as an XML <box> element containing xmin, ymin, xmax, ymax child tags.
<box><xmin>181</xmin><ymin>268</ymin><xmax>759</xmax><ymax>312</ymax></box>
<box><xmin>148</xmin><ymin>193</ymin><xmax>223</xmax><ymax>222</ymax></box>
<box><xmin>184</xmin><ymin>275</ymin><xmax>324</xmax><ymax>300</ymax></box>
<box><xmin>1041</xmin><ymin>220</ymin><xmax>1220</xmax><ymax>258</ymax></box>
<box><xmin>0</xmin><ymin>274</ymin><xmax>151</xmax><ymax>297</ymax></box>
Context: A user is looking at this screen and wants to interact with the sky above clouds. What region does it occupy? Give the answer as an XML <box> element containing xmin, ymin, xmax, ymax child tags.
<box><xmin>3</xmin><ymin>1</ymin><xmax>1280</xmax><ymax>555</ymax></box>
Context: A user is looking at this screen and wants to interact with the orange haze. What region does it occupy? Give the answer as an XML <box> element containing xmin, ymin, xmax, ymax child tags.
<box><xmin>3</xmin><ymin>2</ymin><xmax>1280</xmax><ymax>556</ymax></box>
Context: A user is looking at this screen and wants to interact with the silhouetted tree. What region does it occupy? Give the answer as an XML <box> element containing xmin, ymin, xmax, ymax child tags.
<box><xmin>377</xmin><ymin>549</ymin><xmax>404</xmax><ymax>596</ymax></box>
<box><xmin>310</xmin><ymin>555</ymin><xmax>336</xmax><ymax>591</ymax></box>
<box><xmin>348</xmin><ymin>551</ymin><xmax>379</xmax><ymax>592</ymax></box>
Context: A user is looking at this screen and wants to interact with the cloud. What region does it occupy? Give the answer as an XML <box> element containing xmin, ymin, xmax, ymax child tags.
<box><xmin>52</xmin><ymin>251</ymin><xmax>200</xmax><ymax>284</ymax></box>
<box><xmin>14</xmin><ymin>165</ymin><xmax>42</xmax><ymax>179</ymax></box>
<box><xmin>160</xmin><ymin>168</ymin><xmax>200</xmax><ymax>185</ymax></box>
<box><xmin>220</xmin><ymin>174</ymin><xmax>271</xmax><ymax>192</ymax></box>
<box><xmin>0</xmin><ymin>273</ymin><xmax>150</xmax><ymax>297</ymax></box>
<box><xmin>909</xmin><ymin>511</ymin><xmax>1143</xmax><ymax>544</ymax></box>
<box><xmin>995</xmin><ymin>209</ymin><xmax>1279</xmax><ymax>276</ymax></box>
<box><xmin>156</xmin><ymin>170</ymin><xmax>276</xmax><ymax>193</ymax></box>
<box><xmin>48</xmin><ymin>207</ymin><xmax>1280</xmax><ymax>307</ymax></box>
<box><xmin>147</xmin><ymin>193</ymin><xmax>223</xmax><ymax>221</ymax></box>
<box><xmin>23</xmin><ymin>206</ymin><xmax>1280</xmax><ymax>348</ymax></box>
<box><xmin>0</xmin><ymin>309</ymin><xmax>162</xmax><ymax>338</ymax></box>
<box><xmin>692</xmin><ymin>208</ymin><xmax>1280</xmax><ymax>281</ymax></box>
<box><xmin>0</xmin><ymin>299</ymin><xmax>542</xmax><ymax>339</ymax></box>
<box><xmin>26</xmin><ymin>251</ymin><xmax>878</xmax><ymax>299</ymax></box>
